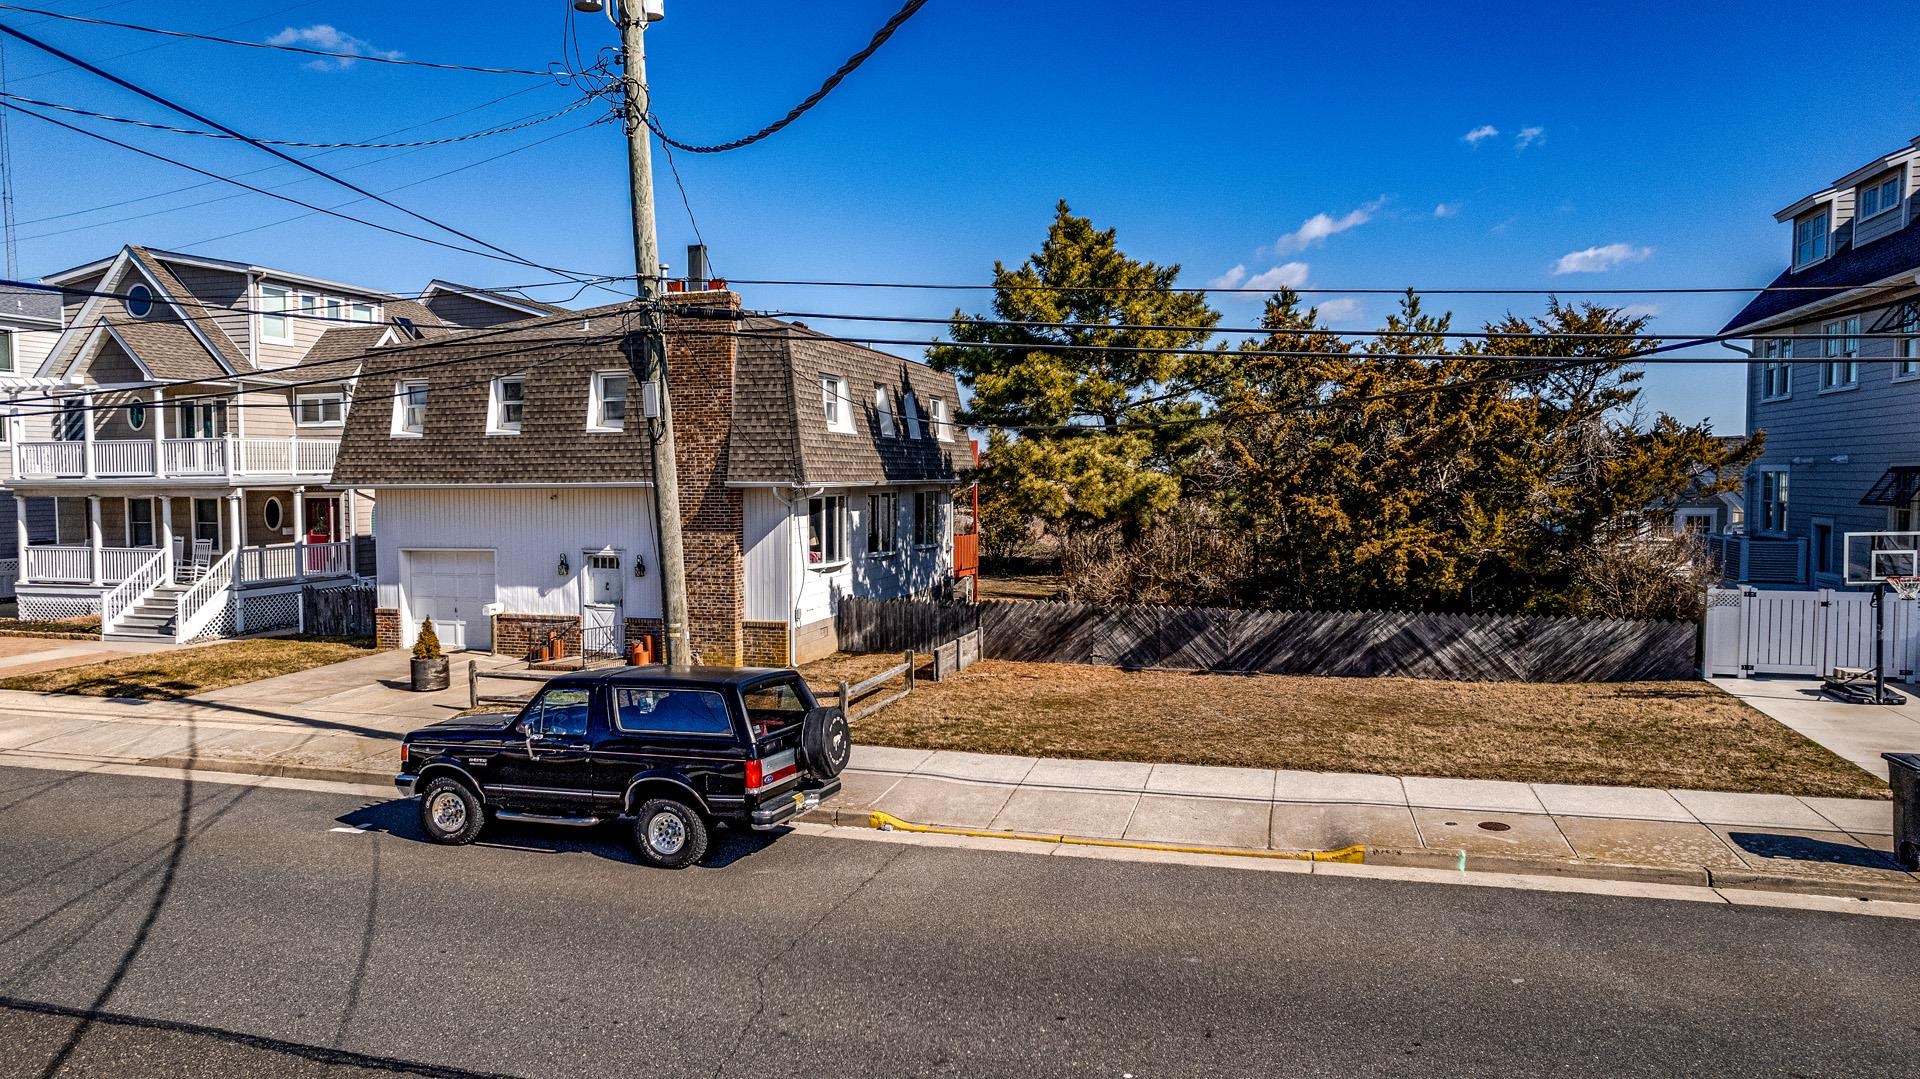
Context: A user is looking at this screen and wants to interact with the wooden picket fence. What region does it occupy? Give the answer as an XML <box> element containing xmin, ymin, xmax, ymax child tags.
<box><xmin>303</xmin><ymin>581</ymin><xmax>375</xmax><ymax>639</ymax></box>
<box><xmin>836</xmin><ymin>597</ymin><xmax>1695</xmax><ymax>683</ymax></box>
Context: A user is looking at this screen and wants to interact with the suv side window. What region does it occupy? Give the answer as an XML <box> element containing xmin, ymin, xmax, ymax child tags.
<box><xmin>528</xmin><ymin>687</ymin><xmax>591</xmax><ymax>740</ymax></box>
<box><xmin>613</xmin><ymin>687</ymin><xmax>733</xmax><ymax>737</ymax></box>
<box><xmin>742</xmin><ymin>678</ymin><xmax>809</xmax><ymax>740</ymax></box>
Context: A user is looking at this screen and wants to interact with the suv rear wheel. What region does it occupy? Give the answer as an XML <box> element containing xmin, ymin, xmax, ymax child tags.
<box><xmin>631</xmin><ymin>798</ymin><xmax>708</xmax><ymax>869</ymax></box>
<box><xmin>419</xmin><ymin>777</ymin><xmax>485</xmax><ymax>845</ymax></box>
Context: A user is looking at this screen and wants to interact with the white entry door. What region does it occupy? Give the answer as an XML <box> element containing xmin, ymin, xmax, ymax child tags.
<box><xmin>582</xmin><ymin>551</ymin><xmax>625</xmax><ymax>658</ymax></box>
<box><xmin>405</xmin><ymin>550</ymin><xmax>496</xmax><ymax>651</ymax></box>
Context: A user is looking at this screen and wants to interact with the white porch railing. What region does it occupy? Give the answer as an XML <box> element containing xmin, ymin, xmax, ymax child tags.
<box><xmin>102</xmin><ymin>549</ymin><xmax>169</xmax><ymax>634</ymax></box>
<box><xmin>20</xmin><ymin>545</ymin><xmax>161</xmax><ymax>585</ymax></box>
<box><xmin>175</xmin><ymin>550</ymin><xmax>236</xmax><ymax>643</ymax></box>
<box><xmin>236</xmin><ymin>540</ymin><xmax>353</xmax><ymax>585</ymax></box>
<box><xmin>12</xmin><ymin>436</ymin><xmax>340</xmax><ymax>481</ymax></box>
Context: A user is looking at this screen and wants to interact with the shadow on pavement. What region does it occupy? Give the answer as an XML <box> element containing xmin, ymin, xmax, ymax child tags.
<box><xmin>335</xmin><ymin>798</ymin><xmax>786</xmax><ymax>869</ymax></box>
<box><xmin>1726</xmin><ymin>831</ymin><xmax>1902</xmax><ymax>870</ymax></box>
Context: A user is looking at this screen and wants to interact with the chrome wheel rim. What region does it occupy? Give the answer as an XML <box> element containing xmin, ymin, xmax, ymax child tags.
<box><xmin>647</xmin><ymin>812</ymin><xmax>686</xmax><ymax>855</ymax></box>
<box><xmin>429</xmin><ymin>791</ymin><xmax>467</xmax><ymax>833</ymax></box>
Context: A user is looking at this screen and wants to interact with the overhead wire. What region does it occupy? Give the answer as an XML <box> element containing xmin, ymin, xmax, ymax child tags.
<box><xmin>0</xmin><ymin>4</ymin><xmax>582</xmax><ymax>77</ymax></box>
<box><xmin>718</xmin><ymin>275</ymin><xmax>1920</xmax><ymax>297</ymax></box>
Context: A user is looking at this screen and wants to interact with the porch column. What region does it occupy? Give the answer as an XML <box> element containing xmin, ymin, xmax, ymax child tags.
<box><xmin>13</xmin><ymin>493</ymin><xmax>27</xmax><ymax>583</ymax></box>
<box><xmin>81</xmin><ymin>392</ymin><xmax>96</xmax><ymax>480</ymax></box>
<box><xmin>292</xmin><ymin>485</ymin><xmax>306</xmax><ymax>582</ymax></box>
<box><xmin>345</xmin><ymin>489</ymin><xmax>358</xmax><ymax>577</ymax></box>
<box><xmin>87</xmin><ymin>495</ymin><xmax>102</xmax><ymax>586</ymax></box>
<box><xmin>228</xmin><ymin>492</ymin><xmax>246</xmax><ymax>635</ymax></box>
<box><xmin>227</xmin><ymin>492</ymin><xmax>243</xmax><ymax>559</ymax></box>
<box><xmin>159</xmin><ymin>497</ymin><xmax>175</xmax><ymax>585</ymax></box>
<box><xmin>151</xmin><ymin>388</ymin><xmax>166</xmax><ymax>478</ymax></box>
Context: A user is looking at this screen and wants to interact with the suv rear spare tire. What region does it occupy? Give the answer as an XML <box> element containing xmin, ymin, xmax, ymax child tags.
<box><xmin>800</xmin><ymin>706</ymin><xmax>852</xmax><ymax>778</ymax></box>
<box><xmin>419</xmin><ymin>777</ymin><xmax>485</xmax><ymax>845</ymax></box>
<box><xmin>631</xmin><ymin>797</ymin><xmax>708</xmax><ymax>869</ymax></box>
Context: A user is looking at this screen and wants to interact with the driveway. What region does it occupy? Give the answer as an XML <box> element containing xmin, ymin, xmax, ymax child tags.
<box><xmin>1714</xmin><ymin>675</ymin><xmax>1920</xmax><ymax>780</ymax></box>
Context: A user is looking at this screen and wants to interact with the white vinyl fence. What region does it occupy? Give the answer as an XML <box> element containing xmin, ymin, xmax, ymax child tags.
<box><xmin>1702</xmin><ymin>587</ymin><xmax>1920</xmax><ymax>680</ymax></box>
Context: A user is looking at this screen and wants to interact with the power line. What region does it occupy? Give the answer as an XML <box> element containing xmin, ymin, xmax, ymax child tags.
<box><xmin>718</xmin><ymin>276</ymin><xmax>1918</xmax><ymax>297</ymax></box>
<box><xmin>643</xmin><ymin>0</ymin><xmax>930</xmax><ymax>154</ymax></box>
<box><xmin>0</xmin><ymin>89</ymin><xmax>596</xmax><ymax>149</ymax></box>
<box><xmin>0</xmin><ymin>4</ymin><xmax>582</xmax><ymax>77</ymax></box>
<box><xmin>6</xmin><ymin>1</ymin><xmax>326</xmax><ymax>88</ymax></box>
<box><xmin>0</xmin><ymin>23</ymin><xmax>600</xmax><ymax>282</ymax></box>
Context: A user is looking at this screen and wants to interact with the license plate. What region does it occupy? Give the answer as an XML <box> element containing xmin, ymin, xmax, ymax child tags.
<box><xmin>794</xmin><ymin>791</ymin><xmax>821</xmax><ymax>812</ymax></box>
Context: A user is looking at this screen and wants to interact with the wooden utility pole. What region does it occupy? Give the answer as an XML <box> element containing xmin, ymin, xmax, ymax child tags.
<box><xmin>615</xmin><ymin>1</ymin><xmax>690</xmax><ymax>664</ymax></box>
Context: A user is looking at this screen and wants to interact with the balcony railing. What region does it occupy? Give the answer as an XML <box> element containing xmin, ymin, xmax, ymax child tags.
<box><xmin>20</xmin><ymin>540</ymin><xmax>354</xmax><ymax>588</ymax></box>
<box><xmin>236</xmin><ymin>540</ymin><xmax>353</xmax><ymax>585</ymax></box>
<box><xmin>11</xmin><ymin>436</ymin><xmax>339</xmax><ymax>481</ymax></box>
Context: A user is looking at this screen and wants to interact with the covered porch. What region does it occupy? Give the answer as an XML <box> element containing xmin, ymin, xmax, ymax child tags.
<box><xmin>13</xmin><ymin>487</ymin><xmax>359</xmax><ymax>590</ymax></box>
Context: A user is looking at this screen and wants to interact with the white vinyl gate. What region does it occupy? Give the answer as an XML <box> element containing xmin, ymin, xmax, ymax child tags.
<box><xmin>1702</xmin><ymin>587</ymin><xmax>1920</xmax><ymax>679</ymax></box>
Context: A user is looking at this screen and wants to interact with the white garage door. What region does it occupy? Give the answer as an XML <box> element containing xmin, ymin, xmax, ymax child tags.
<box><xmin>404</xmin><ymin>550</ymin><xmax>496</xmax><ymax>652</ymax></box>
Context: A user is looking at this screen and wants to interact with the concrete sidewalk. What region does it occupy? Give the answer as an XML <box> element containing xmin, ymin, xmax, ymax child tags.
<box><xmin>1713</xmin><ymin>675</ymin><xmax>1920</xmax><ymax>780</ymax></box>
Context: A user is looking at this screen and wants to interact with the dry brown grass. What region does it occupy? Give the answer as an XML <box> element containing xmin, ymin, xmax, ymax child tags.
<box><xmin>0</xmin><ymin>638</ymin><xmax>374</xmax><ymax>700</ymax></box>
<box><xmin>974</xmin><ymin>572</ymin><xmax>1064</xmax><ymax>601</ymax></box>
<box><xmin>802</xmin><ymin>653</ymin><xmax>1888</xmax><ymax>799</ymax></box>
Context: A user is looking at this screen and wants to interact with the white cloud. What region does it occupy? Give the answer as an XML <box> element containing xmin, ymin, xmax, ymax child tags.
<box><xmin>1620</xmin><ymin>303</ymin><xmax>1662</xmax><ymax>319</ymax></box>
<box><xmin>1314</xmin><ymin>297</ymin><xmax>1365</xmax><ymax>323</ymax></box>
<box><xmin>1551</xmin><ymin>243</ymin><xmax>1654</xmax><ymax>275</ymax></box>
<box><xmin>1515</xmin><ymin>125</ymin><xmax>1546</xmax><ymax>150</ymax></box>
<box><xmin>1433</xmin><ymin>202</ymin><xmax>1461</xmax><ymax>218</ymax></box>
<box><xmin>267</xmin><ymin>25</ymin><xmax>403</xmax><ymax>71</ymax></box>
<box><xmin>1272</xmin><ymin>196</ymin><xmax>1387</xmax><ymax>253</ymax></box>
<box><xmin>1462</xmin><ymin>124</ymin><xmax>1500</xmax><ymax>145</ymax></box>
<box><xmin>1245</xmin><ymin>262</ymin><xmax>1312</xmax><ymax>291</ymax></box>
<box><xmin>1207</xmin><ymin>265</ymin><xmax>1248</xmax><ymax>290</ymax></box>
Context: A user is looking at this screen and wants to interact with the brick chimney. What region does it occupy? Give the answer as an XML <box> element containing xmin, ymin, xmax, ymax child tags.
<box><xmin>657</xmin><ymin>290</ymin><xmax>744</xmax><ymax>664</ymax></box>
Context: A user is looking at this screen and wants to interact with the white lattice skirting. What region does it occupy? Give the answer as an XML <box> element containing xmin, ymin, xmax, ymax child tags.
<box><xmin>190</xmin><ymin>598</ymin><xmax>235</xmax><ymax>642</ymax></box>
<box><xmin>242</xmin><ymin>591</ymin><xmax>303</xmax><ymax>634</ymax></box>
<box><xmin>18</xmin><ymin>595</ymin><xmax>101</xmax><ymax>621</ymax></box>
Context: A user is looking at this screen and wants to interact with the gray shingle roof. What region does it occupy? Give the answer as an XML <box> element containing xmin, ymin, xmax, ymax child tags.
<box><xmin>0</xmin><ymin>284</ymin><xmax>62</xmax><ymax>325</ymax></box>
<box><xmin>1722</xmin><ymin>217</ymin><xmax>1920</xmax><ymax>333</ymax></box>
<box><xmin>129</xmin><ymin>246</ymin><xmax>249</xmax><ymax>374</ymax></box>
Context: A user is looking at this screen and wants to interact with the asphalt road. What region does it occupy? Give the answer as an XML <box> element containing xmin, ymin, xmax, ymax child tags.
<box><xmin>0</xmin><ymin>764</ymin><xmax>1917</xmax><ymax>1078</ymax></box>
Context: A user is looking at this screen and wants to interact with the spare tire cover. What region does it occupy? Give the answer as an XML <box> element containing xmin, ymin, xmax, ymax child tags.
<box><xmin>800</xmin><ymin>706</ymin><xmax>852</xmax><ymax>778</ymax></box>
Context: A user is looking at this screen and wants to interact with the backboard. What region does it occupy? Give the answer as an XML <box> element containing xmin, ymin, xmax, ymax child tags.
<box><xmin>1844</xmin><ymin>531</ymin><xmax>1920</xmax><ymax>586</ymax></box>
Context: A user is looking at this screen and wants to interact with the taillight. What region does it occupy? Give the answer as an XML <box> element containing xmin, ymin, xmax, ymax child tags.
<box><xmin>746</xmin><ymin>751</ymin><xmax>797</xmax><ymax>793</ymax></box>
<box><xmin>745</xmin><ymin>759</ymin><xmax>761</xmax><ymax>790</ymax></box>
<box><xmin>400</xmin><ymin>743</ymin><xmax>410</xmax><ymax>767</ymax></box>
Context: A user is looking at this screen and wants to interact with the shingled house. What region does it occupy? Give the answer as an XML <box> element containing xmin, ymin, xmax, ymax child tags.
<box><xmin>330</xmin><ymin>290</ymin><xmax>964</xmax><ymax>665</ymax></box>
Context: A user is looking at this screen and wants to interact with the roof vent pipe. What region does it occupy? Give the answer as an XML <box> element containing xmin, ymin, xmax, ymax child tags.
<box><xmin>686</xmin><ymin>244</ymin><xmax>710</xmax><ymax>291</ymax></box>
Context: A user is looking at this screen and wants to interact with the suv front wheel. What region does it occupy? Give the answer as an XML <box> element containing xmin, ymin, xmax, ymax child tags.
<box><xmin>419</xmin><ymin>777</ymin><xmax>486</xmax><ymax>845</ymax></box>
<box><xmin>631</xmin><ymin>798</ymin><xmax>709</xmax><ymax>869</ymax></box>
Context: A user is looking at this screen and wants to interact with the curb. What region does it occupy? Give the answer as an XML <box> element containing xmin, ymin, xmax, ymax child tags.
<box><xmin>143</xmin><ymin>754</ymin><xmax>394</xmax><ymax>790</ymax></box>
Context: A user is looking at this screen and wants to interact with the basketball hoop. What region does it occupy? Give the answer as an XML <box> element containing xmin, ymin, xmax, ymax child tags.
<box><xmin>1887</xmin><ymin>575</ymin><xmax>1920</xmax><ymax>601</ymax></box>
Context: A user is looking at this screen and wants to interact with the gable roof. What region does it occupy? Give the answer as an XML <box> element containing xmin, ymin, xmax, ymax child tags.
<box><xmin>257</xmin><ymin>298</ymin><xmax>453</xmax><ymax>385</ymax></box>
<box><xmin>42</xmin><ymin>247</ymin><xmax>246</xmax><ymax>382</ymax></box>
<box><xmin>1721</xmin><ymin>217</ymin><xmax>1920</xmax><ymax>334</ymax></box>
<box><xmin>419</xmin><ymin>279</ymin><xmax>569</xmax><ymax>319</ymax></box>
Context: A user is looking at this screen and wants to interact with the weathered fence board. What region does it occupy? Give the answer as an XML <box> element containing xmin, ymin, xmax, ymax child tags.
<box><xmin>837</xmin><ymin>597</ymin><xmax>1695</xmax><ymax>682</ymax></box>
<box><xmin>303</xmin><ymin>581</ymin><xmax>375</xmax><ymax>638</ymax></box>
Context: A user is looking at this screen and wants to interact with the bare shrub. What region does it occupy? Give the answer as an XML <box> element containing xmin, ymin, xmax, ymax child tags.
<box><xmin>1569</xmin><ymin>534</ymin><xmax>1716</xmax><ymax>622</ymax></box>
<box><xmin>1060</xmin><ymin>503</ymin><xmax>1251</xmax><ymax>607</ymax></box>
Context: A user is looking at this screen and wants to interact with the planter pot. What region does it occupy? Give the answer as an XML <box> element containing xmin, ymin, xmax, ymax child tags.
<box><xmin>411</xmin><ymin>656</ymin><xmax>450</xmax><ymax>692</ymax></box>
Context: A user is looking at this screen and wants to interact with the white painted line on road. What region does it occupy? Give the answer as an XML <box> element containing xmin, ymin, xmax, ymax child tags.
<box><xmin>329</xmin><ymin>826</ymin><xmax>370</xmax><ymax>834</ymax></box>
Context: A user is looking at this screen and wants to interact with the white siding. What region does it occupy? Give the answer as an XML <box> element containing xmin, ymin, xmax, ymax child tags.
<box><xmin>372</xmin><ymin>488</ymin><xmax>660</xmax><ymax>619</ymax></box>
<box><xmin>742</xmin><ymin>487</ymin><xmax>794</xmax><ymax>622</ymax></box>
<box><xmin>793</xmin><ymin>485</ymin><xmax>953</xmax><ymax>628</ymax></box>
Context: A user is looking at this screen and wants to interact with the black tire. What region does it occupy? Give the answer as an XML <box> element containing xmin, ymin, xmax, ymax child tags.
<box><xmin>418</xmin><ymin>777</ymin><xmax>485</xmax><ymax>846</ymax></box>
<box><xmin>631</xmin><ymin>798</ymin><xmax>708</xmax><ymax>869</ymax></box>
<box><xmin>800</xmin><ymin>706</ymin><xmax>852</xmax><ymax>778</ymax></box>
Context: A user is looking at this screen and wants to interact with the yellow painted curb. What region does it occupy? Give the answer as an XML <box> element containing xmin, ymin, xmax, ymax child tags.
<box><xmin>866</xmin><ymin>810</ymin><xmax>1365</xmax><ymax>864</ymax></box>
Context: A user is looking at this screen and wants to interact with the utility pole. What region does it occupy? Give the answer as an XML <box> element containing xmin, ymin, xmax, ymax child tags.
<box><xmin>610</xmin><ymin>0</ymin><xmax>690</xmax><ymax>664</ymax></box>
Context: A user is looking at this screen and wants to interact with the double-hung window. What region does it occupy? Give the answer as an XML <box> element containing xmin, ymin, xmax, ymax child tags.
<box><xmin>1860</xmin><ymin>175</ymin><xmax>1904</xmax><ymax>219</ymax></box>
<box><xmin>902</xmin><ymin>391</ymin><xmax>923</xmax><ymax>438</ymax></box>
<box><xmin>0</xmin><ymin>330</ymin><xmax>13</xmax><ymax>374</ymax></box>
<box><xmin>127</xmin><ymin>499</ymin><xmax>155</xmax><ymax>548</ymax></box>
<box><xmin>1901</xmin><ymin>308</ymin><xmax>1920</xmax><ymax>379</ymax></box>
<box><xmin>807</xmin><ymin>495</ymin><xmax>847</xmax><ymax>566</ymax></box>
<box><xmin>1760</xmin><ymin>338</ymin><xmax>1791</xmax><ymax>399</ymax></box>
<box><xmin>1822</xmin><ymin>318</ymin><xmax>1860</xmax><ymax>389</ymax></box>
<box><xmin>873</xmin><ymin>385</ymin><xmax>897</xmax><ymax>438</ymax></box>
<box><xmin>589</xmin><ymin>371</ymin><xmax>627</xmax><ymax>431</ymax></box>
<box><xmin>395</xmin><ymin>381</ymin><xmax>428</xmax><ymax>436</ymax></box>
<box><xmin>1793</xmin><ymin>211</ymin><xmax>1829</xmax><ymax>267</ymax></box>
<box><xmin>931</xmin><ymin>397</ymin><xmax>953</xmax><ymax>441</ymax></box>
<box><xmin>259</xmin><ymin>284</ymin><xmax>292</xmax><ymax>343</ymax></box>
<box><xmin>490</xmin><ymin>377</ymin><xmax>525</xmax><ymax>434</ymax></box>
<box><xmin>1759</xmin><ymin>469</ymin><xmax>1789</xmax><ymax>534</ymax></box>
<box><xmin>867</xmin><ymin>493</ymin><xmax>897</xmax><ymax>556</ymax></box>
<box><xmin>296</xmin><ymin>392</ymin><xmax>344</xmax><ymax>427</ymax></box>
<box><xmin>821</xmin><ymin>376</ymin><xmax>853</xmax><ymax>433</ymax></box>
<box><xmin>913</xmin><ymin>491</ymin><xmax>940</xmax><ymax>546</ymax></box>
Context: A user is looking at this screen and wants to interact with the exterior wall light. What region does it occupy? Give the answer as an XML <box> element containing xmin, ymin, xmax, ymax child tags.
<box><xmin>558</xmin><ymin>553</ymin><xmax>571</xmax><ymax>577</ymax></box>
<box><xmin>633</xmin><ymin>554</ymin><xmax>647</xmax><ymax>578</ymax></box>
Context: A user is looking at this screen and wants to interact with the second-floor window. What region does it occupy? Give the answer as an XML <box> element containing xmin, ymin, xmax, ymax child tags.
<box><xmin>820</xmin><ymin>376</ymin><xmax>853</xmax><ymax>433</ymax></box>
<box><xmin>175</xmin><ymin>400</ymin><xmax>227</xmax><ymax>439</ymax></box>
<box><xmin>589</xmin><ymin>371</ymin><xmax>627</xmax><ymax>431</ymax></box>
<box><xmin>902</xmin><ymin>391</ymin><xmax>923</xmax><ymax>439</ymax></box>
<box><xmin>1861</xmin><ymin>174</ymin><xmax>1903</xmax><ymax>219</ymax></box>
<box><xmin>1822</xmin><ymin>318</ymin><xmax>1859</xmax><ymax>389</ymax></box>
<box><xmin>931</xmin><ymin>396</ymin><xmax>953</xmax><ymax>441</ymax></box>
<box><xmin>1901</xmin><ymin>308</ymin><xmax>1920</xmax><ymax>378</ymax></box>
<box><xmin>0</xmin><ymin>330</ymin><xmax>12</xmax><ymax>374</ymax></box>
<box><xmin>873</xmin><ymin>385</ymin><xmax>897</xmax><ymax>438</ymax></box>
<box><xmin>259</xmin><ymin>285</ymin><xmax>292</xmax><ymax>343</ymax></box>
<box><xmin>1759</xmin><ymin>469</ymin><xmax>1789</xmax><ymax>534</ymax></box>
<box><xmin>1760</xmin><ymin>338</ymin><xmax>1791</xmax><ymax>399</ymax></box>
<box><xmin>1794</xmin><ymin>211</ymin><xmax>1829</xmax><ymax>268</ymax></box>
<box><xmin>296</xmin><ymin>392</ymin><xmax>343</xmax><ymax>427</ymax></box>
<box><xmin>394</xmin><ymin>381</ymin><xmax>428</xmax><ymax>436</ymax></box>
<box><xmin>489</xmin><ymin>377</ymin><xmax>525</xmax><ymax>434</ymax></box>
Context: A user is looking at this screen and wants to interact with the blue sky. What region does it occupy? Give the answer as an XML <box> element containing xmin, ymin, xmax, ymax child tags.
<box><xmin>5</xmin><ymin>1</ymin><xmax>1919</xmax><ymax>431</ymax></box>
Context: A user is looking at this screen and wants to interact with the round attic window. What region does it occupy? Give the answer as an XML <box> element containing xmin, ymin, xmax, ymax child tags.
<box><xmin>125</xmin><ymin>284</ymin><xmax>154</xmax><ymax>318</ymax></box>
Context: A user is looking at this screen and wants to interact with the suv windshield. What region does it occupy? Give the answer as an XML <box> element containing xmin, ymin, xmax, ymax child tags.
<box><xmin>741</xmin><ymin>677</ymin><xmax>810</xmax><ymax>741</ymax></box>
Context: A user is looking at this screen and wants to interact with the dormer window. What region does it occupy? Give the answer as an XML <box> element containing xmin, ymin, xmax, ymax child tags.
<box><xmin>1860</xmin><ymin>174</ymin><xmax>1903</xmax><ymax>220</ymax></box>
<box><xmin>489</xmin><ymin>377</ymin><xmax>525</xmax><ymax>434</ymax></box>
<box><xmin>873</xmin><ymin>385</ymin><xmax>897</xmax><ymax>438</ymax></box>
<box><xmin>1793</xmin><ymin>210</ymin><xmax>1829</xmax><ymax>268</ymax></box>
<box><xmin>820</xmin><ymin>376</ymin><xmax>853</xmax><ymax>433</ymax></box>
<box><xmin>393</xmin><ymin>380</ymin><xmax>428</xmax><ymax>436</ymax></box>
<box><xmin>931</xmin><ymin>397</ymin><xmax>953</xmax><ymax>441</ymax></box>
<box><xmin>125</xmin><ymin>283</ymin><xmax>154</xmax><ymax>319</ymax></box>
<box><xmin>902</xmin><ymin>390</ymin><xmax>923</xmax><ymax>439</ymax></box>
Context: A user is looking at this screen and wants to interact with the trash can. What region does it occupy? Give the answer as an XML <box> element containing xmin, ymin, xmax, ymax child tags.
<box><xmin>1885</xmin><ymin>752</ymin><xmax>1920</xmax><ymax>870</ymax></box>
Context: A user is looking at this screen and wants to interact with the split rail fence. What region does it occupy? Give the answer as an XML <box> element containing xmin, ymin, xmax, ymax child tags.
<box><xmin>837</xmin><ymin>597</ymin><xmax>1695</xmax><ymax>682</ymax></box>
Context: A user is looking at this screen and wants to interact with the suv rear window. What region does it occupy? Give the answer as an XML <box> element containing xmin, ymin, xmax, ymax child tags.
<box><xmin>612</xmin><ymin>686</ymin><xmax>732</xmax><ymax>737</ymax></box>
<box><xmin>742</xmin><ymin>678</ymin><xmax>809</xmax><ymax>740</ymax></box>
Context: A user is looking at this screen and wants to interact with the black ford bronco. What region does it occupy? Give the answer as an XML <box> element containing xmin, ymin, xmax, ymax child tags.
<box><xmin>394</xmin><ymin>666</ymin><xmax>850</xmax><ymax>868</ymax></box>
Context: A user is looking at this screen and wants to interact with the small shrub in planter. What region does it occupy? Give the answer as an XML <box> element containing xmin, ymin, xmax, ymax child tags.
<box><xmin>411</xmin><ymin>618</ymin><xmax>451</xmax><ymax>691</ymax></box>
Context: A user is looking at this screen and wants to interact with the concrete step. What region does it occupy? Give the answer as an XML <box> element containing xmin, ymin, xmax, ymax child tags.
<box><xmin>113</xmin><ymin>614</ymin><xmax>176</xmax><ymax>630</ymax></box>
<box><xmin>102</xmin><ymin>627</ymin><xmax>174</xmax><ymax>642</ymax></box>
